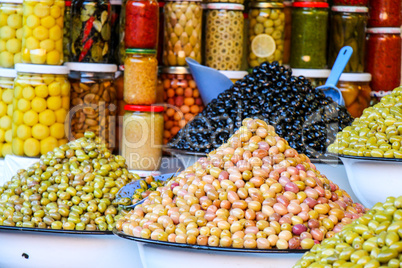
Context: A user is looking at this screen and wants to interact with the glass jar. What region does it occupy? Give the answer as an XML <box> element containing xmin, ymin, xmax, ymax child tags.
<box><xmin>157</xmin><ymin>1</ymin><xmax>164</xmax><ymax>63</ymax></box>
<box><xmin>122</xmin><ymin>105</ymin><xmax>163</xmax><ymax>171</ymax></box>
<box><xmin>118</xmin><ymin>0</ymin><xmax>126</xmax><ymax>65</ymax></box>
<box><xmin>110</xmin><ymin>0</ymin><xmax>122</xmax><ymax>64</ymax></box>
<box><xmin>290</xmin><ymin>2</ymin><xmax>329</xmax><ymax>69</ymax></box>
<box><xmin>248</xmin><ymin>3</ymin><xmax>285</xmax><ymax>68</ymax></box>
<box><xmin>12</xmin><ymin>64</ymin><xmax>70</xmax><ymax>157</ymax></box>
<box><xmin>329</xmin><ymin>6</ymin><xmax>368</xmax><ymax>73</ymax></box>
<box><xmin>161</xmin><ymin>67</ymin><xmax>204</xmax><ymax>144</ymax></box>
<box><xmin>333</xmin><ymin>0</ymin><xmax>368</xmax><ymax>6</ymax></box>
<box><xmin>283</xmin><ymin>1</ymin><xmax>291</xmax><ymax>64</ymax></box>
<box><xmin>368</xmin><ymin>0</ymin><xmax>402</xmax><ymax>27</ymax></box>
<box><xmin>125</xmin><ymin>0</ymin><xmax>158</xmax><ymax>49</ymax></box>
<box><xmin>70</xmin><ymin>0</ymin><xmax>112</xmax><ymax>63</ymax></box>
<box><xmin>219</xmin><ymin>70</ymin><xmax>248</xmax><ymax>83</ymax></box>
<box><xmin>63</xmin><ymin>0</ymin><xmax>71</xmax><ymax>63</ymax></box>
<box><xmin>66</xmin><ymin>62</ymin><xmax>117</xmax><ymax>149</ymax></box>
<box><xmin>163</xmin><ymin>0</ymin><xmax>202</xmax><ymax>66</ymax></box>
<box><xmin>0</xmin><ymin>68</ymin><xmax>16</xmax><ymax>157</ymax></box>
<box><xmin>115</xmin><ymin>69</ymin><xmax>124</xmax><ymax>154</ymax></box>
<box><xmin>21</xmin><ymin>0</ymin><xmax>64</xmax><ymax>65</ymax></box>
<box><xmin>0</xmin><ymin>0</ymin><xmax>23</xmax><ymax>68</ymax></box>
<box><xmin>337</xmin><ymin>73</ymin><xmax>371</xmax><ymax>118</ymax></box>
<box><xmin>291</xmin><ymin>68</ymin><xmax>330</xmax><ymax>88</ymax></box>
<box><xmin>365</xmin><ymin>28</ymin><xmax>401</xmax><ymax>92</ymax></box>
<box><xmin>124</xmin><ymin>49</ymin><xmax>158</xmax><ymax>105</ymax></box>
<box><xmin>205</xmin><ymin>3</ymin><xmax>244</xmax><ymax>71</ymax></box>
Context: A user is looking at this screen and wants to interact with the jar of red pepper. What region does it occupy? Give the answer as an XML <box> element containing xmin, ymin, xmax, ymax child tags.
<box><xmin>368</xmin><ymin>0</ymin><xmax>402</xmax><ymax>27</ymax></box>
<box><xmin>365</xmin><ymin>28</ymin><xmax>401</xmax><ymax>92</ymax></box>
<box><xmin>332</xmin><ymin>0</ymin><xmax>368</xmax><ymax>6</ymax></box>
<box><xmin>125</xmin><ymin>0</ymin><xmax>159</xmax><ymax>49</ymax></box>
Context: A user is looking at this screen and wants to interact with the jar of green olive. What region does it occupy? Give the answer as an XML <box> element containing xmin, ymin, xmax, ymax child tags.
<box><xmin>248</xmin><ymin>2</ymin><xmax>285</xmax><ymax>68</ymax></box>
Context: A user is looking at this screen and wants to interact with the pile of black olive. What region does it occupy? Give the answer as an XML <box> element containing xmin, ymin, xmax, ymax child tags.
<box><xmin>168</xmin><ymin>62</ymin><xmax>353</xmax><ymax>159</ymax></box>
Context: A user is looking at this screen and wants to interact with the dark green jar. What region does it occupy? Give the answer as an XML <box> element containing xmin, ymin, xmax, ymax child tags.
<box><xmin>290</xmin><ymin>2</ymin><xmax>329</xmax><ymax>69</ymax></box>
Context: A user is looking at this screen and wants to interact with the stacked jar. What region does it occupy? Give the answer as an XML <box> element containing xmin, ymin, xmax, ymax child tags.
<box><xmin>0</xmin><ymin>68</ymin><xmax>16</xmax><ymax>157</ymax></box>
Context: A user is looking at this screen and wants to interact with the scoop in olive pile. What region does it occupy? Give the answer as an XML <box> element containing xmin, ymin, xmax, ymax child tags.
<box><xmin>0</xmin><ymin>132</ymin><xmax>139</xmax><ymax>231</ymax></box>
<box><xmin>117</xmin><ymin>118</ymin><xmax>365</xmax><ymax>250</ymax></box>
<box><xmin>168</xmin><ymin>61</ymin><xmax>353</xmax><ymax>159</ymax></box>
<box><xmin>294</xmin><ymin>196</ymin><xmax>402</xmax><ymax>268</ymax></box>
<box><xmin>328</xmin><ymin>87</ymin><xmax>402</xmax><ymax>158</ymax></box>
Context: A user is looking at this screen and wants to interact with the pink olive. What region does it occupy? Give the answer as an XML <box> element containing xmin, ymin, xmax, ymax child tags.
<box><xmin>292</xmin><ymin>224</ymin><xmax>307</xmax><ymax>235</ymax></box>
<box><xmin>308</xmin><ymin>219</ymin><xmax>320</xmax><ymax>229</ymax></box>
<box><xmin>296</xmin><ymin>164</ymin><xmax>306</xmax><ymax>171</ymax></box>
<box><xmin>218</xmin><ymin>171</ymin><xmax>229</xmax><ymax>181</ymax></box>
<box><xmin>285</xmin><ymin>182</ymin><xmax>299</xmax><ymax>193</ymax></box>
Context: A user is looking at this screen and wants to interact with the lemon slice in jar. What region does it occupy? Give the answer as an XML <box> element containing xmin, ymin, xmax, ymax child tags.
<box><xmin>251</xmin><ymin>34</ymin><xmax>276</xmax><ymax>58</ymax></box>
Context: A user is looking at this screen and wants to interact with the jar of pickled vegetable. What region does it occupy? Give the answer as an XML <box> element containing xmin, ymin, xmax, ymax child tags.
<box><xmin>66</xmin><ymin>62</ymin><xmax>117</xmax><ymax>149</ymax></box>
<box><xmin>117</xmin><ymin>0</ymin><xmax>126</xmax><ymax>65</ymax></box>
<box><xmin>337</xmin><ymin>73</ymin><xmax>371</xmax><ymax>117</ymax></box>
<box><xmin>157</xmin><ymin>1</ymin><xmax>164</xmax><ymax>63</ymax></box>
<box><xmin>124</xmin><ymin>49</ymin><xmax>158</xmax><ymax>105</ymax></box>
<box><xmin>71</xmin><ymin>0</ymin><xmax>112</xmax><ymax>63</ymax></box>
<box><xmin>290</xmin><ymin>2</ymin><xmax>329</xmax><ymax>69</ymax></box>
<box><xmin>161</xmin><ymin>67</ymin><xmax>204</xmax><ymax>144</ymax></box>
<box><xmin>122</xmin><ymin>105</ymin><xmax>163</xmax><ymax>171</ymax></box>
<box><xmin>248</xmin><ymin>2</ymin><xmax>285</xmax><ymax>68</ymax></box>
<box><xmin>283</xmin><ymin>1</ymin><xmax>291</xmax><ymax>65</ymax></box>
<box><xmin>12</xmin><ymin>64</ymin><xmax>70</xmax><ymax>157</ymax></box>
<box><xmin>115</xmin><ymin>69</ymin><xmax>124</xmax><ymax>154</ymax></box>
<box><xmin>291</xmin><ymin>69</ymin><xmax>330</xmax><ymax>88</ymax></box>
<box><xmin>163</xmin><ymin>0</ymin><xmax>202</xmax><ymax>66</ymax></box>
<box><xmin>63</xmin><ymin>1</ymin><xmax>71</xmax><ymax>63</ymax></box>
<box><xmin>21</xmin><ymin>0</ymin><xmax>65</xmax><ymax>65</ymax></box>
<box><xmin>125</xmin><ymin>0</ymin><xmax>158</xmax><ymax>49</ymax></box>
<box><xmin>333</xmin><ymin>0</ymin><xmax>368</xmax><ymax>5</ymax></box>
<box><xmin>365</xmin><ymin>28</ymin><xmax>401</xmax><ymax>92</ymax></box>
<box><xmin>0</xmin><ymin>68</ymin><xmax>16</xmax><ymax>157</ymax></box>
<box><xmin>368</xmin><ymin>0</ymin><xmax>402</xmax><ymax>27</ymax></box>
<box><xmin>110</xmin><ymin>0</ymin><xmax>122</xmax><ymax>64</ymax></box>
<box><xmin>205</xmin><ymin>3</ymin><xmax>244</xmax><ymax>71</ymax></box>
<box><xmin>0</xmin><ymin>0</ymin><xmax>23</xmax><ymax>68</ymax></box>
<box><xmin>329</xmin><ymin>6</ymin><xmax>368</xmax><ymax>73</ymax></box>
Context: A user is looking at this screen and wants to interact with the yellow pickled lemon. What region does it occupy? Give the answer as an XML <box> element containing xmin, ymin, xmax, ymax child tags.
<box><xmin>0</xmin><ymin>40</ymin><xmax>6</xmax><ymax>51</ymax></box>
<box><xmin>39</xmin><ymin>39</ymin><xmax>54</xmax><ymax>51</ymax></box>
<box><xmin>34</xmin><ymin>84</ymin><xmax>48</xmax><ymax>98</ymax></box>
<box><xmin>6</xmin><ymin>38</ymin><xmax>21</xmax><ymax>54</ymax></box>
<box><xmin>13</xmin><ymin>85</ymin><xmax>22</xmax><ymax>99</ymax></box>
<box><xmin>46</xmin><ymin>50</ymin><xmax>60</xmax><ymax>65</ymax></box>
<box><xmin>0</xmin><ymin>13</ymin><xmax>7</xmax><ymax>27</ymax></box>
<box><xmin>14</xmin><ymin>52</ymin><xmax>22</xmax><ymax>64</ymax></box>
<box><xmin>0</xmin><ymin>129</ymin><xmax>5</xmax><ymax>142</ymax></box>
<box><xmin>50</xmin><ymin>122</ymin><xmax>64</xmax><ymax>139</ymax></box>
<box><xmin>39</xmin><ymin>109</ymin><xmax>55</xmax><ymax>126</ymax></box>
<box><xmin>47</xmin><ymin>96</ymin><xmax>61</xmax><ymax>110</ymax></box>
<box><xmin>33</xmin><ymin>3</ymin><xmax>50</xmax><ymax>18</ymax></box>
<box><xmin>23</xmin><ymin>26</ymin><xmax>32</xmax><ymax>38</ymax></box>
<box><xmin>2</xmin><ymin>143</ymin><xmax>12</xmax><ymax>156</ymax></box>
<box><xmin>5</xmin><ymin>129</ymin><xmax>12</xmax><ymax>142</ymax></box>
<box><xmin>23</xmin><ymin>5</ymin><xmax>34</xmax><ymax>16</ymax></box>
<box><xmin>54</xmin><ymin>108</ymin><xmax>66</xmax><ymax>123</ymax></box>
<box><xmin>30</xmin><ymin>49</ymin><xmax>46</xmax><ymax>64</ymax></box>
<box><xmin>12</xmin><ymin>110</ymin><xmax>23</xmax><ymax>124</ymax></box>
<box><xmin>25</xmin><ymin>36</ymin><xmax>39</xmax><ymax>49</ymax></box>
<box><xmin>58</xmin><ymin>139</ymin><xmax>68</xmax><ymax>146</ymax></box>
<box><xmin>23</xmin><ymin>110</ymin><xmax>38</xmax><ymax>126</ymax></box>
<box><xmin>17</xmin><ymin>98</ymin><xmax>31</xmax><ymax>112</ymax></box>
<box><xmin>49</xmin><ymin>25</ymin><xmax>61</xmax><ymax>41</ymax></box>
<box><xmin>42</xmin><ymin>74</ymin><xmax>54</xmax><ymax>84</ymax></box>
<box><xmin>251</xmin><ymin>34</ymin><xmax>276</xmax><ymax>58</ymax></box>
<box><xmin>0</xmin><ymin>51</ymin><xmax>13</xmax><ymax>68</ymax></box>
<box><xmin>26</xmin><ymin>15</ymin><xmax>40</xmax><ymax>28</ymax></box>
<box><xmin>0</xmin><ymin>26</ymin><xmax>15</xmax><ymax>40</ymax></box>
<box><xmin>17</xmin><ymin>124</ymin><xmax>31</xmax><ymax>140</ymax></box>
<box><xmin>7</xmin><ymin>14</ymin><xmax>22</xmax><ymax>29</ymax></box>
<box><xmin>33</xmin><ymin>26</ymin><xmax>48</xmax><ymax>41</ymax></box>
<box><xmin>56</xmin><ymin>17</ymin><xmax>63</xmax><ymax>28</ymax></box>
<box><xmin>40</xmin><ymin>136</ymin><xmax>57</xmax><ymax>155</ymax></box>
<box><xmin>0</xmin><ymin>115</ymin><xmax>11</xmax><ymax>129</ymax></box>
<box><xmin>41</xmin><ymin>16</ymin><xmax>55</xmax><ymax>28</ymax></box>
<box><xmin>0</xmin><ymin>102</ymin><xmax>7</xmax><ymax>117</ymax></box>
<box><xmin>60</xmin><ymin>82</ymin><xmax>70</xmax><ymax>96</ymax></box>
<box><xmin>50</xmin><ymin>5</ymin><xmax>61</xmax><ymax>18</ymax></box>
<box><xmin>22</xmin><ymin>86</ymin><xmax>35</xmax><ymax>100</ymax></box>
<box><xmin>7</xmin><ymin>103</ymin><xmax>12</xmax><ymax>117</ymax></box>
<box><xmin>61</xmin><ymin>96</ymin><xmax>69</xmax><ymax>110</ymax></box>
<box><xmin>55</xmin><ymin>39</ymin><xmax>62</xmax><ymax>52</ymax></box>
<box><xmin>31</xmin><ymin>97</ymin><xmax>47</xmax><ymax>113</ymax></box>
<box><xmin>48</xmin><ymin>81</ymin><xmax>60</xmax><ymax>96</ymax></box>
<box><xmin>16</xmin><ymin>28</ymin><xmax>23</xmax><ymax>40</ymax></box>
<box><xmin>24</xmin><ymin>138</ymin><xmax>40</xmax><ymax>157</ymax></box>
<box><xmin>32</xmin><ymin>124</ymin><xmax>49</xmax><ymax>140</ymax></box>
<box><xmin>22</xmin><ymin>50</ymin><xmax>31</xmax><ymax>63</ymax></box>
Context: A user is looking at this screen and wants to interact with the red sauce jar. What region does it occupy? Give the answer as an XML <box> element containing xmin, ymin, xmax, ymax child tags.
<box><xmin>365</xmin><ymin>28</ymin><xmax>401</xmax><ymax>92</ymax></box>
<box><xmin>125</xmin><ymin>0</ymin><xmax>159</xmax><ymax>49</ymax></box>
<box><xmin>368</xmin><ymin>0</ymin><xmax>402</xmax><ymax>27</ymax></box>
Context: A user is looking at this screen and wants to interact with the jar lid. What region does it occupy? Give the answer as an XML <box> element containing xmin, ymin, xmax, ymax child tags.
<box><xmin>291</xmin><ymin>69</ymin><xmax>331</xmax><ymax>78</ymax></box>
<box><xmin>162</xmin><ymin>67</ymin><xmax>190</xmax><ymax>74</ymax></box>
<box><xmin>65</xmin><ymin>0</ymin><xmax>71</xmax><ymax>7</ymax></box>
<box><xmin>15</xmin><ymin>64</ymin><xmax>69</xmax><ymax>74</ymax></box>
<box><xmin>0</xmin><ymin>0</ymin><xmax>23</xmax><ymax>3</ymax></box>
<box><xmin>283</xmin><ymin>1</ymin><xmax>292</xmax><ymax>7</ymax></box>
<box><xmin>220</xmin><ymin>71</ymin><xmax>248</xmax><ymax>79</ymax></box>
<box><xmin>201</xmin><ymin>3</ymin><xmax>208</xmax><ymax>9</ymax></box>
<box><xmin>292</xmin><ymin>2</ymin><xmax>329</xmax><ymax>8</ymax></box>
<box><xmin>124</xmin><ymin>105</ymin><xmax>164</xmax><ymax>112</ymax></box>
<box><xmin>250</xmin><ymin>2</ymin><xmax>284</xmax><ymax>8</ymax></box>
<box><xmin>367</xmin><ymin>27</ymin><xmax>402</xmax><ymax>34</ymax></box>
<box><xmin>0</xmin><ymin>68</ymin><xmax>16</xmax><ymax>78</ymax></box>
<box><xmin>331</xmin><ymin>6</ymin><xmax>368</xmax><ymax>12</ymax></box>
<box><xmin>110</xmin><ymin>0</ymin><xmax>122</xmax><ymax>5</ymax></box>
<box><xmin>338</xmin><ymin>73</ymin><xmax>372</xmax><ymax>82</ymax></box>
<box><xmin>64</xmin><ymin>62</ymin><xmax>117</xmax><ymax>73</ymax></box>
<box><xmin>126</xmin><ymin>48</ymin><xmax>156</xmax><ymax>54</ymax></box>
<box><xmin>207</xmin><ymin>3</ymin><xmax>244</xmax><ymax>10</ymax></box>
<box><xmin>119</xmin><ymin>65</ymin><xmax>124</xmax><ymax>71</ymax></box>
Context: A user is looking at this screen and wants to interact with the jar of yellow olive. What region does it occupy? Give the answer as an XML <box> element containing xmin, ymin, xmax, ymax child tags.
<box><xmin>0</xmin><ymin>68</ymin><xmax>16</xmax><ymax>157</ymax></box>
<box><xmin>21</xmin><ymin>0</ymin><xmax>65</xmax><ymax>65</ymax></box>
<box><xmin>65</xmin><ymin>62</ymin><xmax>117</xmax><ymax>150</ymax></box>
<box><xmin>248</xmin><ymin>2</ymin><xmax>285</xmax><ymax>68</ymax></box>
<box><xmin>0</xmin><ymin>0</ymin><xmax>23</xmax><ymax>68</ymax></box>
<box><xmin>205</xmin><ymin>3</ymin><xmax>244</xmax><ymax>71</ymax></box>
<box><xmin>13</xmin><ymin>63</ymin><xmax>70</xmax><ymax>157</ymax></box>
<box><xmin>163</xmin><ymin>0</ymin><xmax>202</xmax><ymax>66</ymax></box>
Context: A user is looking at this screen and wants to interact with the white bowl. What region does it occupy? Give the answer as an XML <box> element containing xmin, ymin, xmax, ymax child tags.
<box><xmin>339</xmin><ymin>155</ymin><xmax>402</xmax><ymax>208</ymax></box>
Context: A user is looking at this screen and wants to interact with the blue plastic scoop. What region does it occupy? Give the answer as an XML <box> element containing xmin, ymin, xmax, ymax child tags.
<box><xmin>316</xmin><ymin>46</ymin><xmax>353</xmax><ymax>106</ymax></box>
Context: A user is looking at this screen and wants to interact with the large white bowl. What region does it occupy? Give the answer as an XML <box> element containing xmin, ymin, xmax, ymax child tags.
<box><xmin>114</xmin><ymin>230</ymin><xmax>305</xmax><ymax>268</ymax></box>
<box><xmin>339</xmin><ymin>155</ymin><xmax>402</xmax><ymax>208</ymax></box>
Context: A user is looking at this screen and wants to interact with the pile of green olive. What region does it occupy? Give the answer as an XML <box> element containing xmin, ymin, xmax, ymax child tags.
<box><xmin>0</xmin><ymin>131</ymin><xmax>139</xmax><ymax>231</ymax></box>
<box><xmin>294</xmin><ymin>196</ymin><xmax>402</xmax><ymax>268</ymax></box>
<box><xmin>328</xmin><ymin>87</ymin><xmax>402</xmax><ymax>158</ymax></box>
